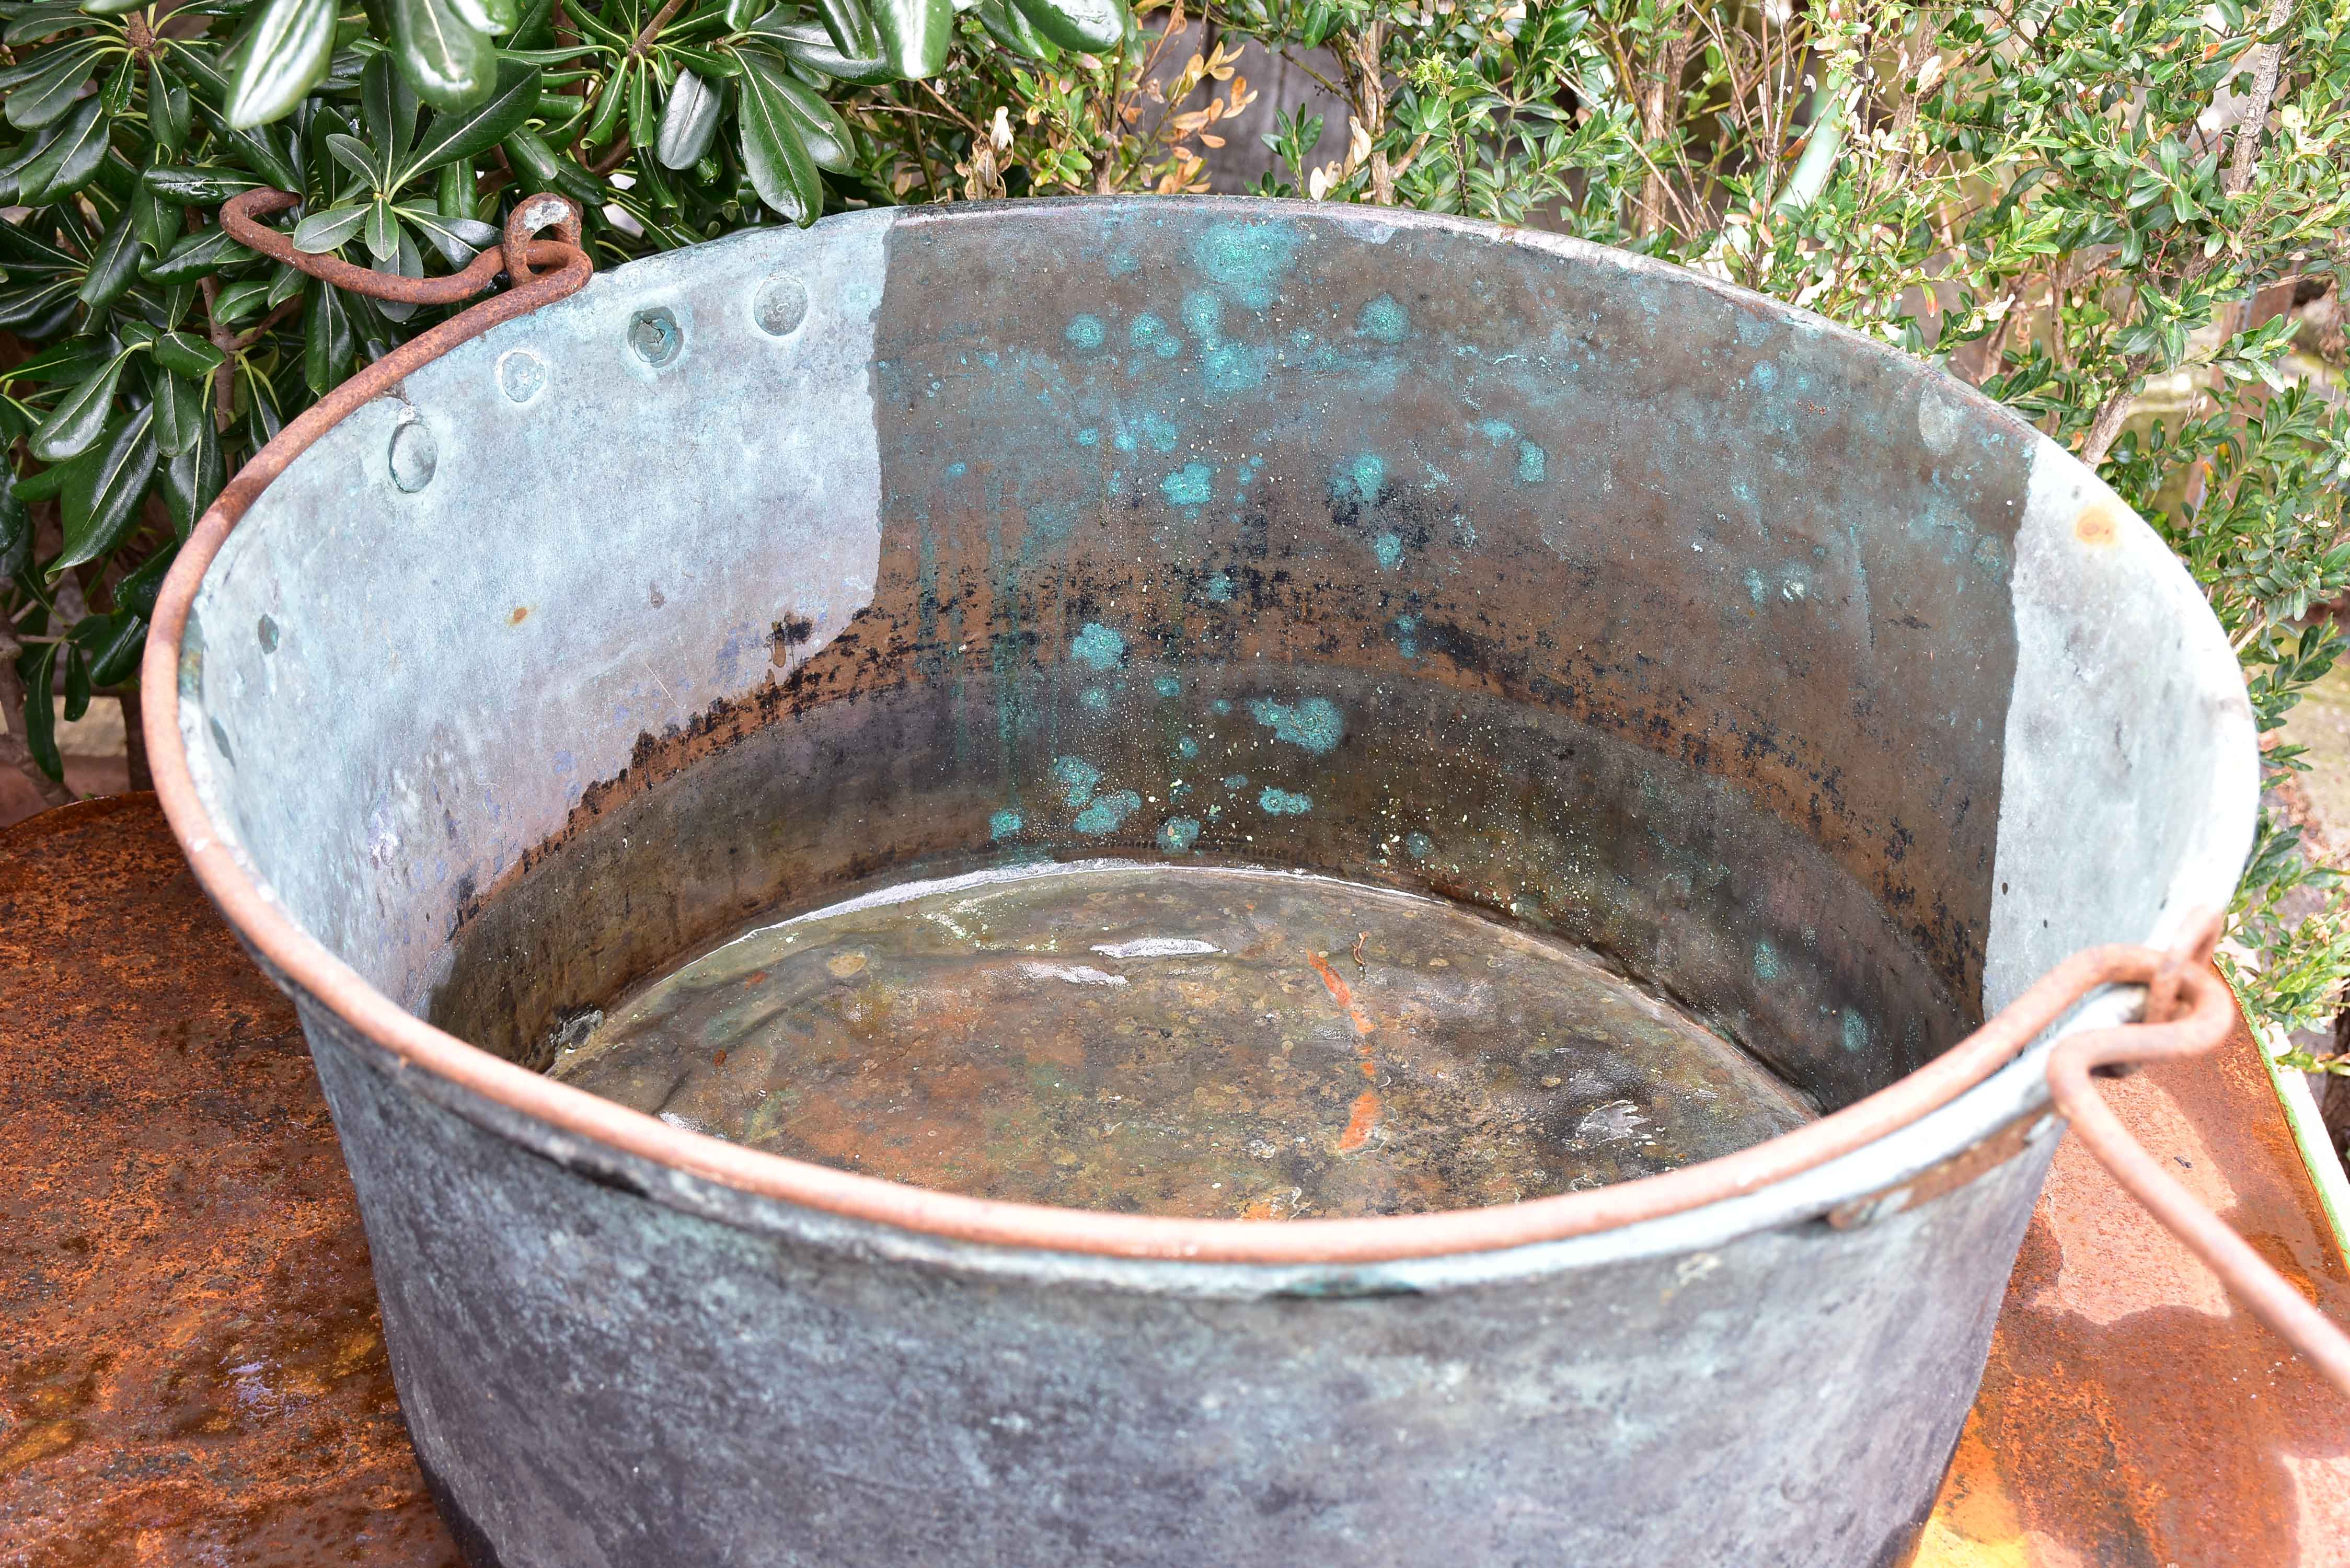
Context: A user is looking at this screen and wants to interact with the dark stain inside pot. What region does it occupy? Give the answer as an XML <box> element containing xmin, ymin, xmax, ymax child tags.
<box><xmin>544</xmin><ymin>862</ymin><xmax>1818</xmax><ymax>1219</ymax></box>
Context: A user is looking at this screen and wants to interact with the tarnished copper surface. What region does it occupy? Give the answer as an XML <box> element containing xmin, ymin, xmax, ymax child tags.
<box><xmin>4</xmin><ymin>794</ymin><xmax>2346</xmax><ymax>1562</ymax></box>
<box><xmin>0</xmin><ymin>796</ymin><xmax>455</xmax><ymax>1567</ymax></box>
<box><xmin>1914</xmin><ymin>998</ymin><xmax>2350</xmax><ymax>1566</ymax></box>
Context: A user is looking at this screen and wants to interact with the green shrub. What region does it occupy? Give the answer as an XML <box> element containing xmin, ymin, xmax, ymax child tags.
<box><xmin>3</xmin><ymin>0</ymin><xmax>2344</xmax><ymax>1032</ymax></box>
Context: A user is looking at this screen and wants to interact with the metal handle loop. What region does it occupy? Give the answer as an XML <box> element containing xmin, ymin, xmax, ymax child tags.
<box><xmin>2046</xmin><ymin>914</ymin><xmax>2350</xmax><ymax>1393</ymax></box>
<box><xmin>218</xmin><ymin>187</ymin><xmax>586</xmax><ymax>307</ymax></box>
<box><xmin>191</xmin><ymin>191</ymin><xmax>594</xmax><ymax>554</ymax></box>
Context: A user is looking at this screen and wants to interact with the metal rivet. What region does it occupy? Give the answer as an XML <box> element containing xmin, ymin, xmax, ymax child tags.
<box><xmin>388</xmin><ymin>421</ymin><xmax>437</xmax><ymax>492</ymax></box>
<box><xmin>752</xmin><ymin>273</ymin><xmax>808</xmax><ymax>337</ymax></box>
<box><xmin>498</xmin><ymin>349</ymin><xmax>548</xmax><ymax>403</ymax></box>
<box><xmin>629</xmin><ymin>307</ymin><xmax>682</xmax><ymax>367</ymax></box>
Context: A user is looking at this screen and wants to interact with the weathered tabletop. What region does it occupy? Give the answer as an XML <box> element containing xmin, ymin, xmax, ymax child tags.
<box><xmin>4</xmin><ymin>795</ymin><xmax>2346</xmax><ymax>1566</ymax></box>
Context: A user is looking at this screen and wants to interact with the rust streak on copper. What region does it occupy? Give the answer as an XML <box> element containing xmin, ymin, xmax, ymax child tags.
<box><xmin>1306</xmin><ymin>950</ymin><xmax>1376</xmax><ymax>1037</ymax></box>
<box><xmin>1307</xmin><ymin>949</ymin><xmax>1384</xmax><ymax>1150</ymax></box>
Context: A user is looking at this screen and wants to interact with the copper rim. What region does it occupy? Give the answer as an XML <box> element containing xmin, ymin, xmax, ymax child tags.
<box><xmin>136</xmin><ymin>206</ymin><xmax>2205</xmax><ymax>1267</ymax></box>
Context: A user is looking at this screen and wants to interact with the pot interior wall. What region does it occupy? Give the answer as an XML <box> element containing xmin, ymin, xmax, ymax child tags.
<box><xmin>174</xmin><ymin>200</ymin><xmax>2252</xmax><ymax>1142</ymax></box>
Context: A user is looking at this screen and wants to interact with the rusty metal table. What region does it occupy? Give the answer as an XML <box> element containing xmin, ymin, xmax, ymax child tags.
<box><xmin>4</xmin><ymin>795</ymin><xmax>2346</xmax><ymax>1567</ymax></box>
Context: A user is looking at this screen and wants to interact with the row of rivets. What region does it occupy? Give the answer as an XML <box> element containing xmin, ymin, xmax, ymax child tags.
<box><xmin>391</xmin><ymin>269</ymin><xmax>809</xmax><ymax>489</ymax></box>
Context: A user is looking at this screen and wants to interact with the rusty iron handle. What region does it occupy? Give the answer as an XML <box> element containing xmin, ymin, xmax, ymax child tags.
<box><xmin>2046</xmin><ymin>919</ymin><xmax>2350</xmax><ymax>1396</ymax></box>
<box><xmin>219</xmin><ymin>187</ymin><xmax>586</xmax><ymax>303</ymax></box>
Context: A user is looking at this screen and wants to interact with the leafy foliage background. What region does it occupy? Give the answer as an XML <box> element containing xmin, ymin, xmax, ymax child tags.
<box><xmin>1</xmin><ymin>0</ymin><xmax>2344</xmax><ymax>1033</ymax></box>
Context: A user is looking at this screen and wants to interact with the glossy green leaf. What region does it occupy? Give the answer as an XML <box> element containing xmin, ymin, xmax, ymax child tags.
<box><xmin>54</xmin><ymin>403</ymin><xmax>158</xmax><ymax>576</ymax></box>
<box><xmin>654</xmin><ymin>67</ymin><xmax>722</xmax><ymax>170</ymax></box>
<box><xmin>305</xmin><ymin>280</ymin><xmax>354</xmax><ymax>393</ymax></box>
<box><xmin>389</xmin><ymin>0</ymin><xmax>498</xmax><ymax>111</ymax></box>
<box><xmin>508</xmin><ymin>0</ymin><xmax>557</xmax><ymax>48</ymax></box>
<box><xmin>211</xmin><ymin>120</ymin><xmax>303</xmax><ymax>191</ymax></box>
<box><xmin>61</xmin><ymin>641</ymin><xmax>89</xmax><ymax>722</ymax></box>
<box><xmin>582</xmin><ymin>62</ymin><xmax>629</xmax><ymax>150</ymax></box>
<box><xmin>630</xmin><ymin>145</ymin><xmax>677</xmax><ymax>209</ymax></box>
<box><xmin>626</xmin><ymin>56</ymin><xmax>653</xmax><ymax>151</ymax></box>
<box><xmin>98</xmin><ymin>54</ymin><xmax>137</xmax><ymax>118</ymax></box>
<box><xmin>405</xmin><ymin>206</ymin><xmax>494</xmax><ymax>267</ymax></box>
<box><xmin>148</xmin><ymin>63</ymin><xmax>191</xmax><ymax>157</ymax></box>
<box><xmin>245</xmin><ymin>358</ymin><xmax>289</xmax><ymax>444</ymax></box>
<box><xmin>151</xmin><ymin>365</ymin><xmax>205</xmax><ymax>457</ymax></box>
<box><xmin>976</xmin><ymin>0</ymin><xmax>1057</xmax><ymax>61</ymax></box>
<box><xmin>561</xmin><ymin>2</ymin><xmax>629</xmax><ymax>48</ymax></box>
<box><xmin>500</xmin><ymin>126</ymin><xmax>602</xmax><ymax>206</ymax></box>
<box><xmin>363</xmin><ymin>197</ymin><xmax>399</xmax><ymax>259</ymax></box>
<box><xmin>114</xmin><ymin>541</ymin><xmax>178</xmax><ymax>619</ymax></box>
<box><xmin>224</xmin><ymin>0</ymin><xmax>339</xmax><ymax>130</ymax></box>
<box><xmin>755</xmin><ymin>19</ymin><xmax>894</xmax><ymax>85</ymax></box>
<box><xmin>10</xmin><ymin>343</ymin><xmax>103</xmax><ymax>385</ymax></box>
<box><xmin>361</xmin><ymin>52</ymin><xmax>422</xmax><ymax>162</ymax></box>
<box><xmin>815</xmin><ymin>0</ymin><xmax>880</xmax><ymax>57</ymax></box>
<box><xmin>724</xmin><ymin>0</ymin><xmax>764</xmax><ymax>27</ymax></box>
<box><xmin>0</xmin><ymin>116</ymin><xmax>69</xmax><ymax>202</ymax></box>
<box><xmin>666</xmin><ymin>44</ymin><xmax>740</xmax><ymax>79</ymax></box>
<box><xmin>736</xmin><ymin>50</ymin><xmax>820</xmax><ymax>226</ymax></box>
<box><xmin>129</xmin><ymin>179</ymin><xmax>180</xmax><ymax>253</ymax></box>
<box><xmin>13</xmin><ymin>462</ymin><xmax>69</xmax><ymax>503</ymax></box>
<box><xmin>210</xmin><ymin>276</ymin><xmax>272</xmax><ymax>324</ymax></box>
<box><xmin>77</xmin><ymin>608</ymin><xmax>144</xmax><ymax>686</ymax></box>
<box><xmin>3</xmin><ymin>38</ymin><xmax>103</xmax><ymax>130</ymax></box>
<box><xmin>30</xmin><ymin>348</ymin><xmax>133</xmax><ymax>464</ymax></box>
<box><xmin>75</xmin><ymin>204</ymin><xmax>142</xmax><ymax>310</ymax></box>
<box><xmin>1008</xmin><ymin>0</ymin><xmax>1125</xmax><ymax>52</ymax></box>
<box><xmin>870</xmin><ymin>0</ymin><xmax>951</xmax><ymax>78</ymax></box>
<box><xmin>264</xmin><ymin>260</ymin><xmax>306</xmax><ymax>309</ymax></box>
<box><xmin>160</xmin><ymin>417</ymin><xmax>222</xmax><ymax>537</ymax></box>
<box><xmin>0</xmin><ymin>481</ymin><xmax>29</xmax><ymax>579</ymax></box>
<box><xmin>17</xmin><ymin>98</ymin><xmax>110</xmax><ymax>204</ymax></box>
<box><xmin>15</xmin><ymin>641</ymin><xmax>61</xmax><ymax>780</ymax></box>
<box><xmin>152</xmin><ymin>329</ymin><xmax>226</xmax><ymax>379</ymax></box>
<box><xmin>2</xmin><ymin>4</ymin><xmax>88</xmax><ymax>47</ymax></box>
<box><xmin>435</xmin><ymin>155</ymin><xmax>473</xmax><ymax>217</ymax></box>
<box><xmin>0</xmin><ymin>279</ymin><xmax>77</xmax><ymax>336</ymax></box>
<box><xmin>446</xmin><ymin>0</ymin><xmax>517</xmax><ymax>35</ymax></box>
<box><xmin>770</xmin><ymin>69</ymin><xmax>854</xmax><ymax>172</ymax></box>
<box><xmin>325</xmin><ymin>130</ymin><xmax>386</xmax><ymax>193</ymax></box>
<box><xmin>143</xmin><ymin>165</ymin><xmax>266</xmax><ymax>205</ymax></box>
<box><xmin>80</xmin><ymin>0</ymin><xmax>152</xmax><ymax>18</ymax></box>
<box><xmin>141</xmin><ymin>226</ymin><xmax>259</xmax><ymax>284</ymax></box>
<box><xmin>291</xmin><ymin>202</ymin><xmax>371</xmax><ymax>252</ymax></box>
<box><xmin>399</xmin><ymin>57</ymin><xmax>539</xmax><ymax>179</ymax></box>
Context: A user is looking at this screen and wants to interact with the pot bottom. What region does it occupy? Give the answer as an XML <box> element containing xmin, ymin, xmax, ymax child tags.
<box><xmin>547</xmin><ymin>861</ymin><xmax>1817</xmax><ymax>1218</ymax></box>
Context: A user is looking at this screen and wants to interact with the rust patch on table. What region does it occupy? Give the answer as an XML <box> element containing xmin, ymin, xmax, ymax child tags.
<box><xmin>1911</xmin><ymin>987</ymin><xmax>2350</xmax><ymax>1566</ymax></box>
<box><xmin>0</xmin><ymin>795</ymin><xmax>457</xmax><ymax>1567</ymax></box>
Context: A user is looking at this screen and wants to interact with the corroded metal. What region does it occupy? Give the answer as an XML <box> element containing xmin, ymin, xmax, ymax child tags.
<box><xmin>0</xmin><ymin>797</ymin><xmax>454</xmax><ymax>1567</ymax></box>
<box><xmin>2047</xmin><ymin>926</ymin><xmax>2350</xmax><ymax>1391</ymax></box>
<box><xmin>1918</xmin><ymin>995</ymin><xmax>2350</xmax><ymax>1566</ymax></box>
<box><xmin>141</xmin><ymin>199</ymin><xmax>2272</xmax><ymax>1565</ymax></box>
<box><xmin>220</xmin><ymin>188</ymin><xmax>586</xmax><ymax>306</ymax></box>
